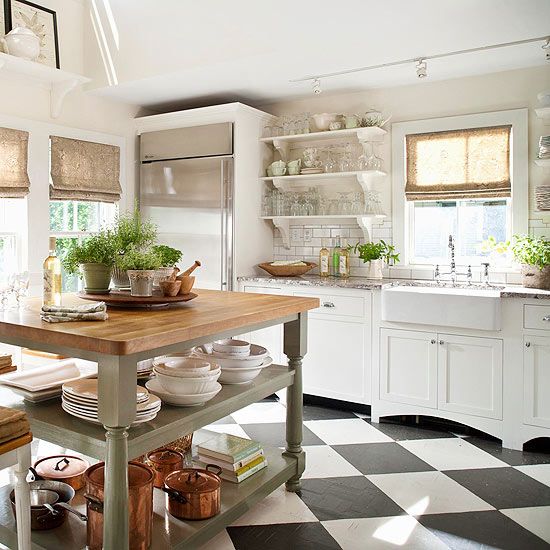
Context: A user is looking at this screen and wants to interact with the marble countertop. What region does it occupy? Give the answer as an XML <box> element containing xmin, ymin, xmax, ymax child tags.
<box><xmin>237</xmin><ymin>275</ymin><xmax>550</xmax><ymax>300</ymax></box>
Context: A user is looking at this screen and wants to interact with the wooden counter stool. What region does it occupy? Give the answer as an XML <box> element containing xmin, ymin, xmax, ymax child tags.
<box><xmin>0</xmin><ymin>432</ymin><xmax>32</xmax><ymax>550</ymax></box>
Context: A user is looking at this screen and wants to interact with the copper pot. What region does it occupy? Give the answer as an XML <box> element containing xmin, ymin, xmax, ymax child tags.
<box><xmin>84</xmin><ymin>461</ymin><xmax>154</xmax><ymax>550</ymax></box>
<box><xmin>33</xmin><ymin>455</ymin><xmax>90</xmax><ymax>491</ymax></box>
<box><xmin>162</xmin><ymin>464</ymin><xmax>222</xmax><ymax>520</ymax></box>
<box><xmin>145</xmin><ymin>448</ymin><xmax>184</xmax><ymax>488</ymax></box>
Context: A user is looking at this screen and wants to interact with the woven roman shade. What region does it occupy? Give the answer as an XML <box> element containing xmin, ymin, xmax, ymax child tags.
<box><xmin>0</xmin><ymin>127</ymin><xmax>30</xmax><ymax>198</ymax></box>
<box><xmin>405</xmin><ymin>125</ymin><xmax>511</xmax><ymax>201</ymax></box>
<box><xmin>50</xmin><ymin>136</ymin><xmax>122</xmax><ymax>203</ymax></box>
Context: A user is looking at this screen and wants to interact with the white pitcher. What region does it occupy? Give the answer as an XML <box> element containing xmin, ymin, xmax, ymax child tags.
<box><xmin>1</xmin><ymin>27</ymin><xmax>40</xmax><ymax>61</ymax></box>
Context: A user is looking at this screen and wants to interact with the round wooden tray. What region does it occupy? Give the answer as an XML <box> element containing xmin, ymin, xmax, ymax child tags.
<box><xmin>78</xmin><ymin>290</ymin><xmax>198</xmax><ymax>308</ymax></box>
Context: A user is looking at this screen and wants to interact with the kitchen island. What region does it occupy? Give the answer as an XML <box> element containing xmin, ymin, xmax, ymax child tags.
<box><xmin>0</xmin><ymin>289</ymin><xmax>319</xmax><ymax>550</ymax></box>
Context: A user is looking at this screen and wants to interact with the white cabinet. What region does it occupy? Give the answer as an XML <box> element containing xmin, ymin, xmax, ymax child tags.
<box><xmin>438</xmin><ymin>334</ymin><xmax>503</xmax><ymax>419</ymax></box>
<box><xmin>523</xmin><ymin>335</ymin><xmax>550</xmax><ymax>429</ymax></box>
<box><xmin>380</xmin><ymin>329</ymin><xmax>438</xmax><ymax>408</ymax></box>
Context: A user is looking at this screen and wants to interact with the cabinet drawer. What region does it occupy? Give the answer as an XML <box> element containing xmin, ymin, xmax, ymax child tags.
<box><xmin>292</xmin><ymin>291</ymin><xmax>365</xmax><ymax>318</ymax></box>
<box><xmin>524</xmin><ymin>305</ymin><xmax>550</xmax><ymax>331</ymax></box>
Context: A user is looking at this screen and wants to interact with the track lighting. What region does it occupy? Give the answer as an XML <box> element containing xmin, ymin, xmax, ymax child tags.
<box><xmin>415</xmin><ymin>59</ymin><xmax>427</xmax><ymax>78</ymax></box>
<box><xmin>543</xmin><ymin>38</ymin><xmax>550</xmax><ymax>62</ymax></box>
<box><xmin>312</xmin><ymin>78</ymin><xmax>322</xmax><ymax>94</ymax></box>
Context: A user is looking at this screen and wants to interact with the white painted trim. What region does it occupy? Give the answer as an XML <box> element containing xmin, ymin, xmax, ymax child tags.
<box><xmin>391</xmin><ymin>108</ymin><xmax>529</xmax><ymax>267</ymax></box>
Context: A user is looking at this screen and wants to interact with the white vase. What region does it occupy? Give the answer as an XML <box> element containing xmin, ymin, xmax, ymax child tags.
<box><xmin>1</xmin><ymin>27</ymin><xmax>40</xmax><ymax>61</ymax></box>
<box><xmin>366</xmin><ymin>259</ymin><xmax>384</xmax><ymax>279</ymax></box>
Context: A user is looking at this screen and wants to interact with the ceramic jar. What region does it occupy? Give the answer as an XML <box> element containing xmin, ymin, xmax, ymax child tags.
<box><xmin>366</xmin><ymin>259</ymin><xmax>384</xmax><ymax>279</ymax></box>
<box><xmin>1</xmin><ymin>27</ymin><xmax>40</xmax><ymax>61</ymax></box>
<box><xmin>127</xmin><ymin>269</ymin><xmax>156</xmax><ymax>296</ymax></box>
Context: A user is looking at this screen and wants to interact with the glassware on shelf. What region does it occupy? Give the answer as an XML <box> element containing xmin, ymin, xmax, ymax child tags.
<box><xmin>302</xmin><ymin>147</ymin><xmax>322</xmax><ymax>170</ymax></box>
<box><xmin>328</xmin><ymin>198</ymin><xmax>340</xmax><ymax>215</ymax></box>
<box><xmin>365</xmin><ymin>191</ymin><xmax>384</xmax><ymax>215</ymax></box>
<box><xmin>357</xmin><ymin>141</ymin><xmax>372</xmax><ymax>171</ymax></box>
<box><xmin>368</xmin><ymin>143</ymin><xmax>384</xmax><ymax>171</ymax></box>
<box><xmin>262</xmin><ymin>190</ymin><xmax>273</xmax><ymax>217</ymax></box>
<box><xmin>338</xmin><ymin>143</ymin><xmax>355</xmax><ymax>172</ymax></box>
<box><xmin>338</xmin><ymin>192</ymin><xmax>352</xmax><ymax>215</ymax></box>
<box><xmin>323</xmin><ymin>146</ymin><xmax>337</xmax><ymax>173</ymax></box>
<box><xmin>290</xmin><ymin>193</ymin><xmax>301</xmax><ymax>216</ymax></box>
<box><xmin>351</xmin><ymin>192</ymin><xmax>365</xmax><ymax>214</ymax></box>
<box><xmin>318</xmin><ymin>196</ymin><xmax>329</xmax><ymax>216</ymax></box>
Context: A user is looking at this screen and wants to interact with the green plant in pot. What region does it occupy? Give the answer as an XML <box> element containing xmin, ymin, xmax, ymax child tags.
<box><xmin>349</xmin><ymin>240</ymin><xmax>399</xmax><ymax>279</ymax></box>
<box><xmin>63</xmin><ymin>230</ymin><xmax>117</xmax><ymax>294</ymax></box>
<box><xmin>151</xmin><ymin>245</ymin><xmax>183</xmax><ymax>288</ymax></box>
<box><xmin>116</xmin><ymin>246</ymin><xmax>163</xmax><ymax>297</ymax></box>
<box><xmin>511</xmin><ymin>235</ymin><xmax>550</xmax><ymax>290</ymax></box>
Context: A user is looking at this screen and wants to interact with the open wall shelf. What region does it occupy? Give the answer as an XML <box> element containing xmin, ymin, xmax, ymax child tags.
<box><xmin>261</xmin><ymin>170</ymin><xmax>386</xmax><ymax>192</ymax></box>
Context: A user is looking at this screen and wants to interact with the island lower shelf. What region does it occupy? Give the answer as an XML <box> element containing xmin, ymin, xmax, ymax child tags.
<box><xmin>0</xmin><ymin>365</ymin><xmax>294</xmax><ymax>460</ymax></box>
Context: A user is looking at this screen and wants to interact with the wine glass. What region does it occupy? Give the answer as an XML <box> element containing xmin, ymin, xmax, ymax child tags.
<box><xmin>351</xmin><ymin>192</ymin><xmax>365</xmax><ymax>214</ymax></box>
<box><xmin>324</xmin><ymin>146</ymin><xmax>337</xmax><ymax>173</ymax></box>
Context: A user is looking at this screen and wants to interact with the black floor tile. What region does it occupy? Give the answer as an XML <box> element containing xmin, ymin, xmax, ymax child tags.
<box><xmin>419</xmin><ymin>510</ymin><xmax>550</xmax><ymax>550</ymax></box>
<box><xmin>227</xmin><ymin>522</ymin><xmax>342</xmax><ymax>550</ymax></box>
<box><xmin>303</xmin><ymin>404</ymin><xmax>357</xmax><ymax>421</ymax></box>
<box><xmin>332</xmin><ymin>442</ymin><xmax>434</xmax><ymax>475</ymax></box>
<box><xmin>367</xmin><ymin>419</ymin><xmax>457</xmax><ymax>441</ymax></box>
<box><xmin>240</xmin><ymin>422</ymin><xmax>325</xmax><ymax>447</ymax></box>
<box><xmin>299</xmin><ymin>476</ymin><xmax>405</xmax><ymax>521</ymax></box>
<box><xmin>466</xmin><ymin>435</ymin><xmax>550</xmax><ymax>466</ymax></box>
<box><xmin>445</xmin><ymin>467</ymin><xmax>550</xmax><ymax>509</ymax></box>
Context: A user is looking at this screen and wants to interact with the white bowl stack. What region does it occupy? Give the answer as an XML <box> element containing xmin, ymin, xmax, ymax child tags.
<box><xmin>146</xmin><ymin>357</ymin><xmax>222</xmax><ymax>407</ymax></box>
<box><xmin>192</xmin><ymin>339</ymin><xmax>272</xmax><ymax>385</ymax></box>
<box><xmin>62</xmin><ymin>379</ymin><xmax>161</xmax><ymax>425</ymax></box>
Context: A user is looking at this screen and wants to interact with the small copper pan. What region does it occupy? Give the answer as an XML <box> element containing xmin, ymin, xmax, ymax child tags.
<box><xmin>33</xmin><ymin>455</ymin><xmax>90</xmax><ymax>491</ymax></box>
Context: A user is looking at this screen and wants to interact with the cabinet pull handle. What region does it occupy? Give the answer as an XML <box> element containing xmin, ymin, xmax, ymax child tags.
<box><xmin>322</xmin><ymin>302</ymin><xmax>335</xmax><ymax>308</ymax></box>
<box><xmin>543</xmin><ymin>316</ymin><xmax>550</xmax><ymax>322</ymax></box>
<box><xmin>526</xmin><ymin>342</ymin><xmax>531</xmax><ymax>348</ymax></box>
<box><xmin>439</xmin><ymin>340</ymin><xmax>444</xmax><ymax>345</ymax></box>
<box><xmin>430</xmin><ymin>339</ymin><xmax>436</xmax><ymax>345</ymax></box>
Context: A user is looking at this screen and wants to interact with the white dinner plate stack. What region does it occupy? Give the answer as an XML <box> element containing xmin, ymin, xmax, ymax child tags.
<box><xmin>536</xmin><ymin>185</ymin><xmax>550</xmax><ymax>211</ymax></box>
<box><xmin>538</xmin><ymin>135</ymin><xmax>550</xmax><ymax>159</ymax></box>
<box><xmin>137</xmin><ymin>358</ymin><xmax>154</xmax><ymax>380</ymax></box>
<box><xmin>62</xmin><ymin>379</ymin><xmax>161</xmax><ymax>425</ymax></box>
<box><xmin>192</xmin><ymin>340</ymin><xmax>273</xmax><ymax>385</ymax></box>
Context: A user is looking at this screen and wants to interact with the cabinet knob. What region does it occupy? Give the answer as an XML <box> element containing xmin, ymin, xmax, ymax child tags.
<box><xmin>439</xmin><ymin>340</ymin><xmax>444</xmax><ymax>345</ymax></box>
<box><xmin>543</xmin><ymin>316</ymin><xmax>550</xmax><ymax>322</ymax></box>
<box><xmin>526</xmin><ymin>342</ymin><xmax>531</xmax><ymax>348</ymax></box>
<box><xmin>430</xmin><ymin>339</ymin><xmax>436</xmax><ymax>344</ymax></box>
<box><xmin>322</xmin><ymin>302</ymin><xmax>335</xmax><ymax>308</ymax></box>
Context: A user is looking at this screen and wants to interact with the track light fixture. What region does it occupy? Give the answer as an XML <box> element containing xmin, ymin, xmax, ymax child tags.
<box><xmin>312</xmin><ymin>78</ymin><xmax>322</xmax><ymax>94</ymax></box>
<box><xmin>415</xmin><ymin>59</ymin><xmax>427</xmax><ymax>78</ymax></box>
<box><xmin>543</xmin><ymin>38</ymin><xmax>550</xmax><ymax>62</ymax></box>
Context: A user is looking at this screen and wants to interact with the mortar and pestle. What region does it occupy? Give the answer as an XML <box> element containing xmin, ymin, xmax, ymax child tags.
<box><xmin>176</xmin><ymin>261</ymin><xmax>201</xmax><ymax>294</ymax></box>
<box><xmin>159</xmin><ymin>268</ymin><xmax>181</xmax><ymax>297</ymax></box>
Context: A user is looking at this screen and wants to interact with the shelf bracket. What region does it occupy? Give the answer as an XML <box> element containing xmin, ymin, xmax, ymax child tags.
<box><xmin>272</xmin><ymin>139</ymin><xmax>290</xmax><ymax>163</ymax></box>
<box><xmin>272</xmin><ymin>217</ymin><xmax>291</xmax><ymax>249</ymax></box>
<box><xmin>50</xmin><ymin>78</ymin><xmax>79</xmax><ymax>118</ymax></box>
<box><xmin>271</xmin><ymin>177</ymin><xmax>288</xmax><ymax>192</ymax></box>
<box><xmin>356</xmin><ymin>170</ymin><xmax>386</xmax><ymax>193</ymax></box>
<box><xmin>356</xmin><ymin>215</ymin><xmax>386</xmax><ymax>242</ymax></box>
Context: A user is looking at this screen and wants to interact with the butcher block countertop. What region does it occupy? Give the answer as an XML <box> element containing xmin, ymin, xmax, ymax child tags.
<box><xmin>0</xmin><ymin>289</ymin><xmax>319</xmax><ymax>356</ymax></box>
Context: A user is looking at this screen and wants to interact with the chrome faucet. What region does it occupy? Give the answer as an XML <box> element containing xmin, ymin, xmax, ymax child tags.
<box><xmin>434</xmin><ymin>235</ymin><xmax>473</xmax><ymax>285</ymax></box>
<box><xmin>448</xmin><ymin>235</ymin><xmax>456</xmax><ymax>284</ymax></box>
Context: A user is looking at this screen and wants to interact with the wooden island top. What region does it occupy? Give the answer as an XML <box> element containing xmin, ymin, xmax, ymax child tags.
<box><xmin>0</xmin><ymin>289</ymin><xmax>319</xmax><ymax>355</ymax></box>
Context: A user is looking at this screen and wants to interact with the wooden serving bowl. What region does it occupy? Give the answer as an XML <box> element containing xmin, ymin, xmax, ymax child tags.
<box><xmin>258</xmin><ymin>262</ymin><xmax>317</xmax><ymax>277</ymax></box>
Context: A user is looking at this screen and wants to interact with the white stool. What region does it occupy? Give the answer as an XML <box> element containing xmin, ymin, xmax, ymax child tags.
<box><xmin>0</xmin><ymin>432</ymin><xmax>32</xmax><ymax>550</ymax></box>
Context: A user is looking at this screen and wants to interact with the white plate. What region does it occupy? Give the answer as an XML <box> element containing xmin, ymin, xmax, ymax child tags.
<box><xmin>62</xmin><ymin>401</ymin><xmax>160</xmax><ymax>420</ymax></box>
<box><xmin>145</xmin><ymin>379</ymin><xmax>222</xmax><ymax>407</ymax></box>
<box><xmin>61</xmin><ymin>403</ymin><xmax>159</xmax><ymax>426</ymax></box>
<box><xmin>62</xmin><ymin>393</ymin><xmax>161</xmax><ymax>414</ymax></box>
<box><xmin>62</xmin><ymin>379</ymin><xmax>149</xmax><ymax>404</ymax></box>
<box><xmin>9</xmin><ymin>386</ymin><xmax>61</xmax><ymax>403</ymax></box>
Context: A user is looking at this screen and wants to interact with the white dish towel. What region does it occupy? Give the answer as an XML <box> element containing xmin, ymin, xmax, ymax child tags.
<box><xmin>41</xmin><ymin>302</ymin><xmax>108</xmax><ymax>323</ymax></box>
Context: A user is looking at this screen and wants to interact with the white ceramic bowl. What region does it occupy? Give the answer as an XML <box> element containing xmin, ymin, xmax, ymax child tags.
<box><xmin>218</xmin><ymin>357</ymin><xmax>273</xmax><ymax>385</ymax></box>
<box><xmin>156</xmin><ymin>370</ymin><xmax>220</xmax><ymax>394</ymax></box>
<box><xmin>146</xmin><ymin>379</ymin><xmax>222</xmax><ymax>407</ymax></box>
<box><xmin>158</xmin><ymin>357</ymin><xmax>211</xmax><ymax>375</ymax></box>
<box><xmin>212</xmin><ymin>339</ymin><xmax>251</xmax><ymax>355</ymax></box>
<box><xmin>153</xmin><ymin>351</ymin><xmax>194</xmax><ymax>366</ymax></box>
<box><xmin>312</xmin><ymin>113</ymin><xmax>341</xmax><ymax>132</ymax></box>
<box><xmin>193</xmin><ymin>344</ymin><xmax>268</xmax><ymax>368</ymax></box>
<box><xmin>154</xmin><ymin>364</ymin><xmax>220</xmax><ymax>379</ymax></box>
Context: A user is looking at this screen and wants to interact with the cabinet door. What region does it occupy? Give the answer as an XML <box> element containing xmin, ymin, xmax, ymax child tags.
<box><xmin>302</xmin><ymin>317</ymin><xmax>368</xmax><ymax>404</ymax></box>
<box><xmin>242</xmin><ymin>286</ymin><xmax>283</xmax><ymax>364</ymax></box>
<box><xmin>380</xmin><ymin>328</ymin><xmax>437</xmax><ymax>408</ymax></box>
<box><xmin>438</xmin><ymin>334</ymin><xmax>503</xmax><ymax>419</ymax></box>
<box><xmin>524</xmin><ymin>335</ymin><xmax>550</xmax><ymax>429</ymax></box>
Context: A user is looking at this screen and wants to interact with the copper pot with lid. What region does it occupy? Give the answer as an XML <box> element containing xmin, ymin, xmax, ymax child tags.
<box><xmin>145</xmin><ymin>448</ymin><xmax>184</xmax><ymax>488</ymax></box>
<box><xmin>162</xmin><ymin>464</ymin><xmax>222</xmax><ymax>521</ymax></box>
<box><xmin>33</xmin><ymin>455</ymin><xmax>90</xmax><ymax>491</ymax></box>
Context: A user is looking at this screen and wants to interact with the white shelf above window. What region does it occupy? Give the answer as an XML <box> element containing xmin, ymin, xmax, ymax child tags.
<box><xmin>0</xmin><ymin>52</ymin><xmax>90</xmax><ymax>118</ymax></box>
<box><xmin>261</xmin><ymin>170</ymin><xmax>387</xmax><ymax>192</ymax></box>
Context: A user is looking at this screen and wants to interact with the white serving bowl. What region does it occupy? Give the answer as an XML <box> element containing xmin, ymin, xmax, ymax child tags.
<box><xmin>156</xmin><ymin>370</ymin><xmax>220</xmax><ymax>394</ymax></box>
<box><xmin>153</xmin><ymin>351</ymin><xmax>194</xmax><ymax>366</ymax></box>
<box><xmin>154</xmin><ymin>363</ymin><xmax>220</xmax><ymax>379</ymax></box>
<box><xmin>213</xmin><ymin>339</ymin><xmax>251</xmax><ymax>355</ymax></box>
<box><xmin>158</xmin><ymin>357</ymin><xmax>211</xmax><ymax>375</ymax></box>
<box><xmin>146</xmin><ymin>379</ymin><xmax>221</xmax><ymax>407</ymax></box>
<box><xmin>193</xmin><ymin>344</ymin><xmax>268</xmax><ymax>368</ymax></box>
<box><xmin>218</xmin><ymin>357</ymin><xmax>273</xmax><ymax>385</ymax></box>
<box><xmin>312</xmin><ymin>113</ymin><xmax>341</xmax><ymax>132</ymax></box>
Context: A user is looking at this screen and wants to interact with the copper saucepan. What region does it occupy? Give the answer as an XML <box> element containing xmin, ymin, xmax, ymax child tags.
<box><xmin>145</xmin><ymin>448</ymin><xmax>184</xmax><ymax>488</ymax></box>
<box><xmin>32</xmin><ymin>454</ymin><xmax>90</xmax><ymax>491</ymax></box>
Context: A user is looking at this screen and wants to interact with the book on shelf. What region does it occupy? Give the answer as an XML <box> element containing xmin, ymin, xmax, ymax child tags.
<box><xmin>198</xmin><ymin>455</ymin><xmax>268</xmax><ymax>483</ymax></box>
<box><xmin>197</xmin><ymin>433</ymin><xmax>262</xmax><ymax>463</ymax></box>
<box><xmin>197</xmin><ymin>448</ymin><xmax>264</xmax><ymax>472</ymax></box>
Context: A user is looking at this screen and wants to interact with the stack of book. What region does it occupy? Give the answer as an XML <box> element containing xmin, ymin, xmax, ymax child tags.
<box><xmin>197</xmin><ymin>433</ymin><xmax>267</xmax><ymax>483</ymax></box>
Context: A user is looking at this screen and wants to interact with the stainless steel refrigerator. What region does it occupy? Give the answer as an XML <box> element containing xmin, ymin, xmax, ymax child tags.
<box><xmin>140</xmin><ymin>123</ymin><xmax>234</xmax><ymax>290</ymax></box>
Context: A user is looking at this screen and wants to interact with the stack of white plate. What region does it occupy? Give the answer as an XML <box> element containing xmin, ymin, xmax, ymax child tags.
<box><xmin>536</xmin><ymin>186</ymin><xmax>550</xmax><ymax>211</ymax></box>
<box><xmin>62</xmin><ymin>379</ymin><xmax>161</xmax><ymax>425</ymax></box>
<box><xmin>538</xmin><ymin>136</ymin><xmax>550</xmax><ymax>159</ymax></box>
<box><xmin>192</xmin><ymin>340</ymin><xmax>272</xmax><ymax>385</ymax></box>
<box><xmin>146</xmin><ymin>357</ymin><xmax>222</xmax><ymax>407</ymax></box>
<box><xmin>137</xmin><ymin>359</ymin><xmax>154</xmax><ymax>380</ymax></box>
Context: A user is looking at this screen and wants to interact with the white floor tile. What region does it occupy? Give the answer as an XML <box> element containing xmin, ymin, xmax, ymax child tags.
<box><xmin>202</xmin><ymin>423</ymin><xmax>251</xmax><ymax>440</ymax></box>
<box><xmin>302</xmin><ymin>445</ymin><xmax>362</xmax><ymax>479</ymax></box>
<box><xmin>304</xmin><ymin>419</ymin><xmax>393</xmax><ymax>445</ymax></box>
<box><xmin>322</xmin><ymin>516</ymin><xmax>450</xmax><ymax>550</ymax></box>
<box><xmin>399</xmin><ymin>438</ymin><xmax>508</xmax><ymax>470</ymax></box>
<box><xmin>367</xmin><ymin>471</ymin><xmax>494</xmax><ymax>515</ymax></box>
<box><xmin>198</xmin><ymin>529</ymin><xmax>236</xmax><ymax>550</ymax></box>
<box><xmin>501</xmin><ymin>506</ymin><xmax>550</xmax><ymax>544</ymax></box>
<box><xmin>515</xmin><ymin>464</ymin><xmax>550</xmax><ymax>487</ymax></box>
<box><xmin>231</xmin><ymin>402</ymin><xmax>287</xmax><ymax>424</ymax></box>
<box><xmin>230</xmin><ymin>485</ymin><xmax>317</xmax><ymax>526</ymax></box>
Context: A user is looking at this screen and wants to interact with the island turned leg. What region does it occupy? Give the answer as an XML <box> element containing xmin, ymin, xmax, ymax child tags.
<box><xmin>97</xmin><ymin>355</ymin><xmax>137</xmax><ymax>550</ymax></box>
<box><xmin>283</xmin><ymin>312</ymin><xmax>307</xmax><ymax>493</ymax></box>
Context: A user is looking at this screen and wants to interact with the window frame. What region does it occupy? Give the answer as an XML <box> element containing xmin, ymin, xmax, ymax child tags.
<box><xmin>392</xmin><ymin>109</ymin><xmax>528</xmax><ymax>269</ymax></box>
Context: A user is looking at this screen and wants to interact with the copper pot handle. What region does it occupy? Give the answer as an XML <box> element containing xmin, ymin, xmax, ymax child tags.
<box><xmin>205</xmin><ymin>464</ymin><xmax>223</xmax><ymax>476</ymax></box>
<box><xmin>84</xmin><ymin>493</ymin><xmax>104</xmax><ymax>514</ymax></box>
<box><xmin>54</xmin><ymin>458</ymin><xmax>70</xmax><ymax>472</ymax></box>
<box><xmin>160</xmin><ymin>487</ymin><xmax>188</xmax><ymax>504</ymax></box>
<box><xmin>28</xmin><ymin>466</ymin><xmax>44</xmax><ymax>481</ymax></box>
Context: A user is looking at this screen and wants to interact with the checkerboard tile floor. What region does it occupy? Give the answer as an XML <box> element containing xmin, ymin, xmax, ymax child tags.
<box><xmin>200</xmin><ymin>398</ymin><xmax>550</xmax><ymax>550</ymax></box>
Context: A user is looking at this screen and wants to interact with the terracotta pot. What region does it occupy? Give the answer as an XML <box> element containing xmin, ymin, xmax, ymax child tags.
<box><xmin>177</xmin><ymin>275</ymin><xmax>195</xmax><ymax>295</ymax></box>
<box><xmin>84</xmin><ymin>461</ymin><xmax>154</xmax><ymax>550</ymax></box>
<box><xmin>521</xmin><ymin>264</ymin><xmax>550</xmax><ymax>290</ymax></box>
<box><xmin>81</xmin><ymin>263</ymin><xmax>112</xmax><ymax>294</ymax></box>
<box><xmin>162</xmin><ymin>465</ymin><xmax>222</xmax><ymax>520</ymax></box>
<box><xmin>33</xmin><ymin>455</ymin><xmax>90</xmax><ymax>491</ymax></box>
<box><xmin>145</xmin><ymin>448</ymin><xmax>184</xmax><ymax>488</ymax></box>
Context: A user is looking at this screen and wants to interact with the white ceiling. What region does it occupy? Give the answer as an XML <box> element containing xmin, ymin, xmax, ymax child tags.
<box><xmin>85</xmin><ymin>0</ymin><xmax>550</xmax><ymax>110</ymax></box>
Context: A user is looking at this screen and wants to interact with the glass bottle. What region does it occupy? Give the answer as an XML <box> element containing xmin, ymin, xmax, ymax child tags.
<box><xmin>43</xmin><ymin>237</ymin><xmax>62</xmax><ymax>306</ymax></box>
<box><xmin>319</xmin><ymin>239</ymin><xmax>330</xmax><ymax>278</ymax></box>
<box><xmin>338</xmin><ymin>238</ymin><xmax>350</xmax><ymax>278</ymax></box>
<box><xmin>332</xmin><ymin>237</ymin><xmax>342</xmax><ymax>277</ymax></box>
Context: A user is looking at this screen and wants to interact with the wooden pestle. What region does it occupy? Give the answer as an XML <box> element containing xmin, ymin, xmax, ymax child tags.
<box><xmin>181</xmin><ymin>260</ymin><xmax>201</xmax><ymax>277</ymax></box>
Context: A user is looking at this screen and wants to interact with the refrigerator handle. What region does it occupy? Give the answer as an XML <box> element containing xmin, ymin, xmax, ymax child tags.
<box><xmin>220</xmin><ymin>158</ymin><xmax>234</xmax><ymax>290</ymax></box>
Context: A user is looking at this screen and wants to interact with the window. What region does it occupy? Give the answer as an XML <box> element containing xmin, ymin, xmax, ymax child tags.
<box><xmin>392</xmin><ymin>110</ymin><xmax>528</xmax><ymax>267</ymax></box>
<box><xmin>49</xmin><ymin>200</ymin><xmax>117</xmax><ymax>291</ymax></box>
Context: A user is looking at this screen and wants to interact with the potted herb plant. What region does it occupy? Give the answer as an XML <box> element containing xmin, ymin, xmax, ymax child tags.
<box><xmin>111</xmin><ymin>207</ymin><xmax>158</xmax><ymax>288</ymax></box>
<box><xmin>63</xmin><ymin>230</ymin><xmax>117</xmax><ymax>293</ymax></box>
<box><xmin>152</xmin><ymin>244</ymin><xmax>183</xmax><ymax>287</ymax></box>
<box><xmin>511</xmin><ymin>235</ymin><xmax>550</xmax><ymax>290</ymax></box>
<box><xmin>116</xmin><ymin>246</ymin><xmax>163</xmax><ymax>297</ymax></box>
<box><xmin>349</xmin><ymin>240</ymin><xmax>399</xmax><ymax>279</ymax></box>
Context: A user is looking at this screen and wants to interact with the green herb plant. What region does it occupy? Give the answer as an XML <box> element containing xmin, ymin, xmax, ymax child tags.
<box><xmin>115</xmin><ymin>246</ymin><xmax>163</xmax><ymax>271</ymax></box>
<box><xmin>63</xmin><ymin>230</ymin><xmax>117</xmax><ymax>275</ymax></box>
<box><xmin>510</xmin><ymin>235</ymin><xmax>550</xmax><ymax>270</ymax></box>
<box><xmin>113</xmin><ymin>205</ymin><xmax>157</xmax><ymax>255</ymax></box>
<box><xmin>349</xmin><ymin>240</ymin><xmax>400</xmax><ymax>264</ymax></box>
<box><xmin>152</xmin><ymin>245</ymin><xmax>183</xmax><ymax>267</ymax></box>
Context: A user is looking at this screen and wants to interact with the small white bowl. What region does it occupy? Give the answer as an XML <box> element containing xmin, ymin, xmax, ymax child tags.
<box><xmin>156</xmin><ymin>370</ymin><xmax>220</xmax><ymax>394</ymax></box>
<box><xmin>160</xmin><ymin>357</ymin><xmax>211</xmax><ymax>374</ymax></box>
<box><xmin>312</xmin><ymin>113</ymin><xmax>341</xmax><ymax>132</ymax></box>
<box><xmin>213</xmin><ymin>339</ymin><xmax>251</xmax><ymax>355</ymax></box>
<box><xmin>218</xmin><ymin>357</ymin><xmax>273</xmax><ymax>385</ymax></box>
<box><xmin>193</xmin><ymin>344</ymin><xmax>268</xmax><ymax>368</ymax></box>
<box><xmin>146</xmin><ymin>379</ymin><xmax>221</xmax><ymax>407</ymax></box>
<box><xmin>154</xmin><ymin>364</ymin><xmax>220</xmax><ymax>379</ymax></box>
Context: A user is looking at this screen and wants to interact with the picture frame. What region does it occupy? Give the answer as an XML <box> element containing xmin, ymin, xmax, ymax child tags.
<box><xmin>5</xmin><ymin>0</ymin><xmax>59</xmax><ymax>68</ymax></box>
